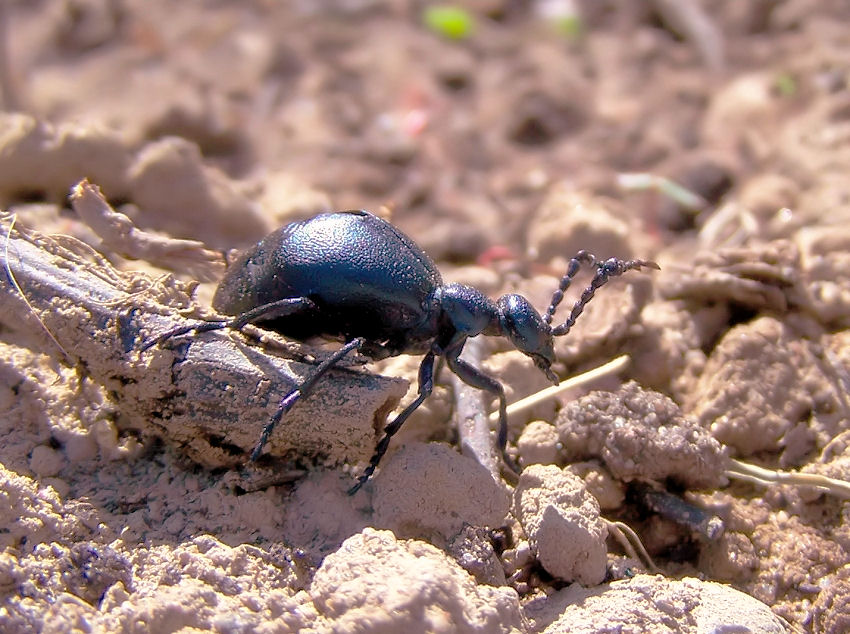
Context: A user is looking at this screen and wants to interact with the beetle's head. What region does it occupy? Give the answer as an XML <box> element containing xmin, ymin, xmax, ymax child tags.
<box><xmin>496</xmin><ymin>294</ymin><xmax>558</xmax><ymax>384</ymax></box>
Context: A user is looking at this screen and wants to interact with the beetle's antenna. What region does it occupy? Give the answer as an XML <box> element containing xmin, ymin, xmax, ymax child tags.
<box><xmin>551</xmin><ymin>257</ymin><xmax>659</xmax><ymax>337</ymax></box>
<box><xmin>543</xmin><ymin>250</ymin><xmax>597</xmax><ymax>326</ymax></box>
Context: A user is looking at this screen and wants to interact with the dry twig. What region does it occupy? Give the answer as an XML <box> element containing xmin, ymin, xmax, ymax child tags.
<box><xmin>0</xmin><ymin>217</ymin><xmax>406</xmax><ymax>475</ymax></box>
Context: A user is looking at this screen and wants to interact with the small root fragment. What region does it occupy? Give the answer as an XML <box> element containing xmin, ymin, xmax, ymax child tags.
<box><xmin>69</xmin><ymin>178</ymin><xmax>224</xmax><ymax>282</ymax></box>
<box><xmin>605</xmin><ymin>519</ymin><xmax>658</xmax><ymax>573</ymax></box>
<box><xmin>726</xmin><ymin>458</ymin><xmax>850</xmax><ymax>500</ymax></box>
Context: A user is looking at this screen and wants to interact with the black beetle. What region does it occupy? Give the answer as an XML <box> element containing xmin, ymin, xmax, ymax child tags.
<box><xmin>143</xmin><ymin>210</ymin><xmax>657</xmax><ymax>493</ymax></box>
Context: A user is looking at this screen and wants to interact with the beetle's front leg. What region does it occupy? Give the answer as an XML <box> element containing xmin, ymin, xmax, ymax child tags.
<box><xmin>444</xmin><ymin>342</ymin><xmax>518</xmax><ymax>479</ymax></box>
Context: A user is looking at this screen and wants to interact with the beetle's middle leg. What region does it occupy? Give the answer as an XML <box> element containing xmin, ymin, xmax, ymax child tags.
<box><xmin>348</xmin><ymin>350</ymin><xmax>436</xmax><ymax>495</ymax></box>
<box><xmin>252</xmin><ymin>336</ymin><xmax>366</xmax><ymax>461</ymax></box>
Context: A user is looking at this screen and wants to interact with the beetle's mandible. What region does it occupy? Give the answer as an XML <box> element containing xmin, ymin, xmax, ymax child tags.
<box><xmin>142</xmin><ymin>210</ymin><xmax>658</xmax><ymax>494</ymax></box>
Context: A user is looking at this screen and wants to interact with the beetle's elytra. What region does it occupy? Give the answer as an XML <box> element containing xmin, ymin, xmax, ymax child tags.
<box><xmin>144</xmin><ymin>210</ymin><xmax>658</xmax><ymax>493</ymax></box>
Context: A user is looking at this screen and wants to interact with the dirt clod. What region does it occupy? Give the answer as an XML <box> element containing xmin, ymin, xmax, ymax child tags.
<box><xmin>513</xmin><ymin>464</ymin><xmax>608</xmax><ymax>586</ymax></box>
<box><xmin>372</xmin><ymin>442</ymin><xmax>511</xmax><ymax>543</ymax></box>
<box><xmin>556</xmin><ymin>381</ymin><xmax>729</xmax><ymax>489</ymax></box>
<box><xmin>310</xmin><ymin>528</ymin><xmax>524</xmax><ymax>633</ymax></box>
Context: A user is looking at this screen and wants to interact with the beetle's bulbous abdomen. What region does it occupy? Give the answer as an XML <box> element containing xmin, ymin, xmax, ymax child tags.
<box><xmin>213</xmin><ymin>210</ymin><xmax>443</xmax><ymax>353</ymax></box>
<box><xmin>213</xmin><ymin>238</ymin><xmax>276</xmax><ymax>316</ymax></box>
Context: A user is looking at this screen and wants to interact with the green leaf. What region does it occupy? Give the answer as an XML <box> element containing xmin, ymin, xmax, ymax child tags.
<box><xmin>423</xmin><ymin>5</ymin><xmax>475</xmax><ymax>40</ymax></box>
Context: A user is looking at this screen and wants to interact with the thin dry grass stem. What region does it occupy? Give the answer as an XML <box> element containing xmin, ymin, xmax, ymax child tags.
<box><xmin>650</xmin><ymin>0</ymin><xmax>724</xmax><ymax>71</ymax></box>
<box><xmin>2</xmin><ymin>213</ymin><xmax>74</xmax><ymax>364</ymax></box>
<box><xmin>726</xmin><ymin>458</ymin><xmax>850</xmax><ymax>500</ymax></box>
<box><xmin>453</xmin><ymin>337</ymin><xmax>502</xmax><ymax>482</ymax></box>
<box><xmin>605</xmin><ymin>519</ymin><xmax>658</xmax><ymax>573</ymax></box>
<box><xmin>489</xmin><ymin>355</ymin><xmax>630</xmax><ymax>424</ymax></box>
<box><xmin>617</xmin><ymin>173</ymin><xmax>708</xmax><ymax>211</ymax></box>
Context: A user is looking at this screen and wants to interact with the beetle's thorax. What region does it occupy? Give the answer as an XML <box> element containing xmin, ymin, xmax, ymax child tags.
<box><xmin>433</xmin><ymin>284</ymin><xmax>557</xmax><ymax>382</ymax></box>
<box><xmin>433</xmin><ymin>283</ymin><xmax>501</xmax><ymax>338</ymax></box>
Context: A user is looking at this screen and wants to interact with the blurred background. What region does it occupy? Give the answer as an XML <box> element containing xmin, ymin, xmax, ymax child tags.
<box><xmin>2</xmin><ymin>0</ymin><xmax>844</xmax><ymax>265</ymax></box>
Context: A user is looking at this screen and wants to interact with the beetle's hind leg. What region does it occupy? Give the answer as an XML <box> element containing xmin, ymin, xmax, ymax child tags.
<box><xmin>348</xmin><ymin>350</ymin><xmax>436</xmax><ymax>495</ymax></box>
<box><xmin>139</xmin><ymin>297</ymin><xmax>318</xmax><ymax>351</ymax></box>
